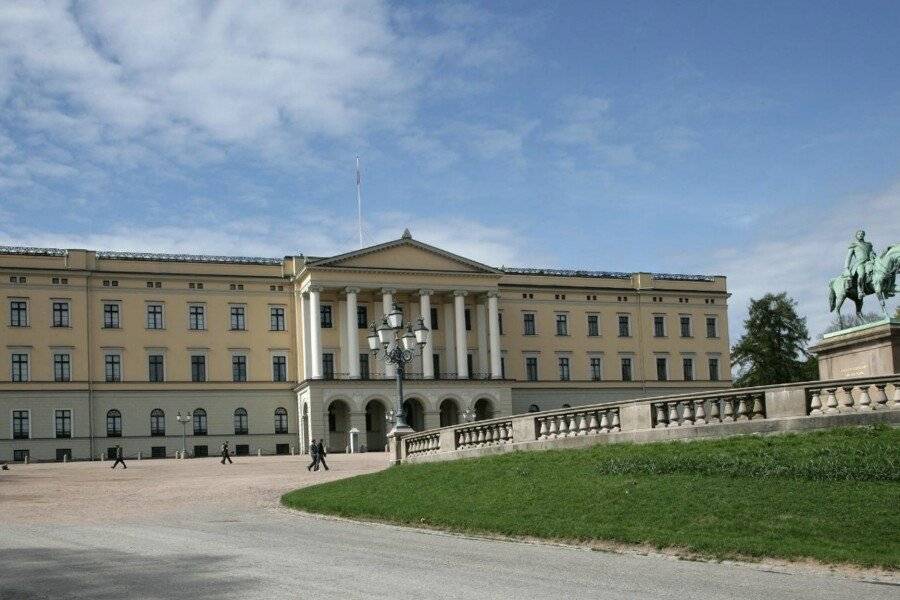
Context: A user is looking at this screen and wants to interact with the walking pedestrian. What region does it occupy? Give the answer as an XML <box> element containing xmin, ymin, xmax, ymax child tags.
<box><xmin>316</xmin><ymin>439</ymin><xmax>329</xmax><ymax>471</ymax></box>
<box><xmin>110</xmin><ymin>444</ymin><xmax>127</xmax><ymax>469</ymax></box>
<box><xmin>220</xmin><ymin>441</ymin><xmax>233</xmax><ymax>465</ymax></box>
<box><xmin>306</xmin><ymin>439</ymin><xmax>319</xmax><ymax>471</ymax></box>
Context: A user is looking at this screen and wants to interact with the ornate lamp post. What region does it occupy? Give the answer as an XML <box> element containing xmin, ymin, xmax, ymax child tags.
<box><xmin>175</xmin><ymin>411</ymin><xmax>191</xmax><ymax>458</ymax></box>
<box><xmin>367</xmin><ymin>304</ymin><xmax>430</xmax><ymax>436</ymax></box>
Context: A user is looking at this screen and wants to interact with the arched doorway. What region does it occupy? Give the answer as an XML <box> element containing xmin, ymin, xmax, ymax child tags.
<box><xmin>327</xmin><ymin>400</ymin><xmax>351</xmax><ymax>452</ymax></box>
<box><xmin>474</xmin><ymin>398</ymin><xmax>494</xmax><ymax>421</ymax></box>
<box><xmin>402</xmin><ymin>397</ymin><xmax>425</xmax><ymax>431</ymax></box>
<box><xmin>365</xmin><ymin>399</ymin><xmax>387</xmax><ymax>451</ymax></box>
<box><xmin>439</xmin><ymin>398</ymin><xmax>460</xmax><ymax>427</ymax></box>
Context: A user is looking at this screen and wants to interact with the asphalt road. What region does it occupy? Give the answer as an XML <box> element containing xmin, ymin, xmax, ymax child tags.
<box><xmin>0</xmin><ymin>456</ymin><xmax>895</xmax><ymax>600</ymax></box>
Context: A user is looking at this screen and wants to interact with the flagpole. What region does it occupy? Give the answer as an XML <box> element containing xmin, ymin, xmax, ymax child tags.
<box><xmin>356</xmin><ymin>156</ymin><xmax>363</xmax><ymax>249</ymax></box>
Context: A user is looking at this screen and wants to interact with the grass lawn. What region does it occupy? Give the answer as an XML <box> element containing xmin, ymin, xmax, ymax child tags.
<box><xmin>282</xmin><ymin>426</ymin><xmax>900</xmax><ymax>568</ymax></box>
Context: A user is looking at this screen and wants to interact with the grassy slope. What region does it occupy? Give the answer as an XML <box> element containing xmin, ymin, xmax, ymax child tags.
<box><xmin>282</xmin><ymin>426</ymin><xmax>900</xmax><ymax>568</ymax></box>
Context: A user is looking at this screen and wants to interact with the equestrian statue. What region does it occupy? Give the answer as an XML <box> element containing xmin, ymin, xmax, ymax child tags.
<box><xmin>828</xmin><ymin>230</ymin><xmax>900</xmax><ymax>327</ymax></box>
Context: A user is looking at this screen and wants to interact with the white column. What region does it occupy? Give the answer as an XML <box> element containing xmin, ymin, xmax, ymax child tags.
<box><xmin>443</xmin><ymin>301</ymin><xmax>456</xmax><ymax>375</ymax></box>
<box><xmin>419</xmin><ymin>290</ymin><xmax>434</xmax><ymax>379</ymax></box>
<box><xmin>476</xmin><ymin>301</ymin><xmax>489</xmax><ymax>376</ymax></box>
<box><xmin>381</xmin><ymin>288</ymin><xmax>396</xmax><ymax>378</ymax></box>
<box><xmin>308</xmin><ymin>286</ymin><xmax>323</xmax><ymax>379</ymax></box>
<box><xmin>300</xmin><ymin>292</ymin><xmax>311</xmax><ymax>379</ymax></box>
<box><xmin>454</xmin><ymin>290</ymin><xmax>468</xmax><ymax>379</ymax></box>
<box><xmin>345</xmin><ymin>287</ymin><xmax>361</xmax><ymax>379</ymax></box>
<box><xmin>488</xmin><ymin>291</ymin><xmax>502</xmax><ymax>379</ymax></box>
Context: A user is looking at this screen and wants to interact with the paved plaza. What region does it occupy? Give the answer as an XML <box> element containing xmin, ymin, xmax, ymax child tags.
<box><xmin>0</xmin><ymin>454</ymin><xmax>896</xmax><ymax>599</ymax></box>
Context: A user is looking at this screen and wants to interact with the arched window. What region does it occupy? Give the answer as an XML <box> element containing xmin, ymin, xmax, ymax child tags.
<box><xmin>150</xmin><ymin>409</ymin><xmax>165</xmax><ymax>436</ymax></box>
<box><xmin>234</xmin><ymin>407</ymin><xmax>248</xmax><ymax>435</ymax></box>
<box><xmin>106</xmin><ymin>409</ymin><xmax>122</xmax><ymax>437</ymax></box>
<box><xmin>474</xmin><ymin>398</ymin><xmax>494</xmax><ymax>421</ymax></box>
<box><xmin>193</xmin><ymin>408</ymin><xmax>207</xmax><ymax>435</ymax></box>
<box><xmin>274</xmin><ymin>407</ymin><xmax>288</xmax><ymax>434</ymax></box>
<box><xmin>528</xmin><ymin>404</ymin><xmax>540</xmax><ymax>413</ymax></box>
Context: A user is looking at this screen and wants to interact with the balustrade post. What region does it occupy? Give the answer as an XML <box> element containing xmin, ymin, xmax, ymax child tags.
<box><xmin>548</xmin><ymin>416</ymin><xmax>558</xmax><ymax>439</ymax></box>
<box><xmin>857</xmin><ymin>386</ymin><xmax>872</xmax><ymax>411</ymax></box>
<box><xmin>599</xmin><ymin>410</ymin><xmax>610</xmax><ymax>433</ymax></box>
<box><xmin>557</xmin><ymin>415</ymin><xmax>569</xmax><ymax>437</ymax></box>
<box><xmin>735</xmin><ymin>395</ymin><xmax>750</xmax><ymax>421</ymax></box>
<box><xmin>873</xmin><ymin>384</ymin><xmax>888</xmax><ymax>409</ymax></box>
<box><xmin>840</xmin><ymin>386</ymin><xmax>855</xmax><ymax>411</ymax></box>
<box><xmin>681</xmin><ymin>401</ymin><xmax>695</xmax><ymax>426</ymax></box>
<box><xmin>611</xmin><ymin>410</ymin><xmax>621</xmax><ymax>432</ymax></box>
<box><xmin>588</xmin><ymin>411</ymin><xmax>600</xmax><ymax>434</ymax></box>
<box><xmin>538</xmin><ymin>417</ymin><xmax>549</xmax><ymax>440</ymax></box>
<box><xmin>722</xmin><ymin>397</ymin><xmax>734</xmax><ymax>422</ymax></box>
<box><xmin>577</xmin><ymin>412</ymin><xmax>589</xmax><ymax>435</ymax></box>
<box><xmin>709</xmin><ymin>398</ymin><xmax>721</xmax><ymax>423</ymax></box>
<box><xmin>893</xmin><ymin>384</ymin><xmax>900</xmax><ymax>408</ymax></box>
<box><xmin>751</xmin><ymin>394</ymin><xmax>765</xmax><ymax>419</ymax></box>
<box><xmin>825</xmin><ymin>388</ymin><xmax>839</xmax><ymax>413</ymax></box>
<box><xmin>667</xmin><ymin>402</ymin><xmax>680</xmax><ymax>427</ymax></box>
<box><xmin>654</xmin><ymin>403</ymin><xmax>667</xmax><ymax>428</ymax></box>
<box><xmin>694</xmin><ymin>399</ymin><xmax>707</xmax><ymax>425</ymax></box>
<box><xmin>808</xmin><ymin>389</ymin><xmax>823</xmax><ymax>415</ymax></box>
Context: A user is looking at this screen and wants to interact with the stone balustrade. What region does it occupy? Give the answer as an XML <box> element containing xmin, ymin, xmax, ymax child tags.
<box><xmin>389</xmin><ymin>374</ymin><xmax>900</xmax><ymax>465</ymax></box>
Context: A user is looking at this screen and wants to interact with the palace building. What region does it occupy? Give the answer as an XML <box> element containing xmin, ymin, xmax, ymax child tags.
<box><xmin>0</xmin><ymin>230</ymin><xmax>731</xmax><ymax>461</ymax></box>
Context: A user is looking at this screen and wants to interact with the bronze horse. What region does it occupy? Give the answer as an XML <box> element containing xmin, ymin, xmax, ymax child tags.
<box><xmin>828</xmin><ymin>244</ymin><xmax>900</xmax><ymax>327</ymax></box>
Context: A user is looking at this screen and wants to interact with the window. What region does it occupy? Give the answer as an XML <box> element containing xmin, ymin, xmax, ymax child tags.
<box><xmin>148</xmin><ymin>354</ymin><xmax>164</xmax><ymax>382</ymax></box>
<box><xmin>189</xmin><ymin>305</ymin><xmax>205</xmax><ymax>330</ymax></box>
<box><xmin>590</xmin><ymin>357</ymin><xmax>602</xmax><ymax>381</ymax></box>
<box><xmin>272</xmin><ymin>356</ymin><xmax>287</xmax><ymax>382</ymax></box>
<box><xmin>10</xmin><ymin>301</ymin><xmax>27</xmax><ymax>327</ymax></box>
<box><xmin>12</xmin><ymin>410</ymin><xmax>29</xmax><ymax>439</ymax></box>
<box><xmin>680</xmin><ymin>316</ymin><xmax>692</xmax><ymax>338</ymax></box>
<box><xmin>150</xmin><ymin>409</ymin><xmax>165</xmax><ymax>436</ymax></box>
<box><xmin>234</xmin><ymin>408</ymin><xmax>249</xmax><ymax>435</ymax></box>
<box><xmin>13</xmin><ymin>449</ymin><xmax>29</xmax><ymax>462</ymax></box>
<box><xmin>523</xmin><ymin>313</ymin><xmax>536</xmax><ymax>335</ymax></box>
<box><xmin>53</xmin><ymin>353</ymin><xmax>71</xmax><ymax>382</ymax></box>
<box><xmin>464</xmin><ymin>309</ymin><xmax>471</xmax><ymax>331</ymax></box>
<box><xmin>558</xmin><ymin>357</ymin><xmax>570</xmax><ymax>381</ymax></box>
<box><xmin>430</xmin><ymin>307</ymin><xmax>439</xmax><ymax>330</ymax></box>
<box><xmin>146</xmin><ymin>304</ymin><xmax>164</xmax><ymax>329</ymax></box>
<box><xmin>683</xmin><ymin>357</ymin><xmax>694</xmax><ymax>381</ymax></box>
<box><xmin>587</xmin><ymin>315</ymin><xmax>599</xmax><ymax>337</ymax></box>
<box><xmin>709</xmin><ymin>358</ymin><xmax>720</xmax><ymax>381</ymax></box>
<box><xmin>105</xmin><ymin>354</ymin><xmax>121</xmax><ymax>382</ymax></box>
<box><xmin>52</xmin><ymin>301</ymin><xmax>70</xmax><ymax>327</ymax></box>
<box><xmin>525</xmin><ymin>357</ymin><xmax>538</xmax><ymax>381</ymax></box>
<box><xmin>274</xmin><ymin>407</ymin><xmax>289</xmax><ymax>434</ymax></box>
<box><xmin>360</xmin><ymin>353</ymin><xmax>370</xmax><ymax>379</ymax></box>
<box><xmin>498</xmin><ymin>312</ymin><xmax>504</xmax><ymax>335</ymax></box>
<box><xmin>194</xmin><ymin>444</ymin><xmax>209</xmax><ymax>457</ymax></box>
<box><xmin>270</xmin><ymin>307</ymin><xmax>285</xmax><ymax>331</ymax></box>
<box><xmin>466</xmin><ymin>353</ymin><xmax>474</xmax><ymax>376</ymax></box>
<box><xmin>230</xmin><ymin>306</ymin><xmax>246</xmax><ymax>330</ymax></box>
<box><xmin>103</xmin><ymin>303</ymin><xmax>120</xmax><ymax>328</ymax></box>
<box><xmin>193</xmin><ymin>408</ymin><xmax>207</xmax><ymax>435</ymax></box>
<box><xmin>55</xmin><ymin>409</ymin><xmax>72</xmax><ymax>439</ymax></box>
<box><xmin>56</xmin><ymin>448</ymin><xmax>72</xmax><ymax>462</ymax></box>
<box><xmin>653</xmin><ymin>316</ymin><xmax>666</xmax><ymax>337</ymax></box>
<box><xmin>432</xmin><ymin>354</ymin><xmax>440</xmax><ymax>377</ymax></box>
<box><xmin>151</xmin><ymin>446</ymin><xmax>166</xmax><ymax>458</ymax></box>
<box><xmin>621</xmin><ymin>357</ymin><xmax>633</xmax><ymax>382</ymax></box>
<box><xmin>11</xmin><ymin>353</ymin><xmax>28</xmax><ymax>382</ymax></box>
<box><xmin>706</xmin><ymin>317</ymin><xmax>718</xmax><ymax>338</ymax></box>
<box><xmin>357</xmin><ymin>305</ymin><xmax>368</xmax><ymax>328</ymax></box>
<box><xmin>106</xmin><ymin>409</ymin><xmax>122</xmax><ymax>437</ymax></box>
<box><xmin>320</xmin><ymin>305</ymin><xmax>333</xmax><ymax>328</ymax></box>
<box><xmin>232</xmin><ymin>355</ymin><xmax>247</xmax><ymax>382</ymax></box>
<box><xmin>656</xmin><ymin>357</ymin><xmax>668</xmax><ymax>381</ymax></box>
<box><xmin>322</xmin><ymin>353</ymin><xmax>334</xmax><ymax>379</ymax></box>
<box><xmin>191</xmin><ymin>355</ymin><xmax>206</xmax><ymax>382</ymax></box>
<box><xmin>618</xmin><ymin>315</ymin><xmax>630</xmax><ymax>337</ymax></box>
<box><xmin>556</xmin><ymin>314</ymin><xmax>568</xmax><ymax>336</ymax></box>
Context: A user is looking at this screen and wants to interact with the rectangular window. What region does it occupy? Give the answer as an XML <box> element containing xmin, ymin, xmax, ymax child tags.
<box><xmin>590</xmin><ymin>357</ymin><xmax>602</xmax><ymax>381</ymax></box>
<box><xmin>558</xmin><ymin>357</ymin><xmax>570</xmax><ymax>381</ymax></box>
<box><xmin>322</xmin><ymin>353</ymin><xmax>334</xmax><ymax>379</ymax></box>
<box><xmin>709</xmin><ymin>358</ymin><xmax>720</xmax><ymax>381</ymax></box>
<box><xmin>523</xmin><ymin>313</ymin><xmax>536</xmax><ymax>335</ymax></box>
<box><xmin>556</xmin><ymin>314</ymin><xmax>568</xmax><ymax>336</ymax></box>
<box><xmin>621</xmin><ymin>357</ymin><xmax>633</xmax><ymax>382</ymax></box>
<box><xmin>357</xmin><ymin>305</ymin><xmax>368</xmax><ymax>328</ymax></box>
<box><xmin>52</xmin><ymin>301</ymin><xmax>70</xmax><ymax>327</ymax></box>
<box><xmin>148</xmin><ymin>354</ymin><xmax>164</xmax><ymax>382</ymax></box>
<box><xmin>188</xmin><ymin>305</ymin><xmax>205</xmax><ymax>330</ymax></box>
<box><xmin>587</xmin><ymin>315</ymin><xmax>599</xmax><ymax>337</ymax></box>
<box><xmin>270</xmin><ymin>307</ymin><xmax>285</xmax><ymax>331</ymax></box>
<box><xmin>680</xmin><ymin>316</ymin><xmax>692</xmax><ymax>338</ymax></box>
<box><xmin>13</xmin><ymin>410</ymin><xmax>29</xmax><ymax>439</ymax></box>
<box><xmin>53</xmin><ymin>353</ymin><xmax>71</xmax><ymax>382</ymax></box>
<box><xmin>146</xmin><ymin>304</ymin><xmax>163</xmax><ymax>329</ymax></box>
<box><xmin>656</xmin><ymin>357</ymin><xmax>668</xmax><ymax>381</ymax></box>
<box><xmin>11</xmin><ymin>353</ymin><xmax>28</xmax><ymax>382</ymax></box>
<box><xmin>525</xmin><ymin>357</ymin><xmax>538</xmax><ymax>381</ymax></box>
<box><xmin>232</xmin><ymin>355</ymin><xmax>247</xmax><ymax>382</ymax></box>
<box><xmin>464</xmin><ymin>309</ymin><xmax>471</xmax><ymax>331</ymax></box>
<box><xmin>191</xmin><ymin>355</ymin><xmax>206</xmax><ymax>382</ymax></box>
<box><xmin>10</xmin><ymin>301</ymin><xmax>27</xmax><ymax>327</ymax></box>
<box><xmin>683</xmin><ymin>357</ymin><xmax>694</xmax><ymax>381</ymax></box>
<box><xmin>272</xmin><ymin>355</ymin><xmax>287</xmax><ymax>382</ymax></box>
<box><xmin>55</xmin><ymin>409</ymin><xmax>72</xmax><ymax>439</ymax></box>
<box><xmin>359</xmin><ymin>353</ymin><xmax>370</xmax><ymax>379</ymax></box>
<box><xmin>230</xmin><ymin>306</ymin><xmax>246</xmax><ymax>331</ymax></box>
<box><xmin>320</xmin><ymin>305</ymin><xmax>333</xmax><ymax>328</ymax></box>
<box><xmin>13</xmin><ymin>449</ymin><xmax>29</xmax><ymax>462</ymax></box>
<box><xmin>653</xmin><ymin>316</ymin><xmax>666</xmax><ymax>338</ymax></box>
<box><xmin>430</xmin><ymin>307</ymin><xmax>439</xmax><ymax>330</ymax></box>
<box><xmin>103</xmin><ymin>303</ymin><xmax>120</xmax><ymax>328</ymax></box>
<box><xmin>466</xmin><ymin>353</ymin><xmax>474</xmax><ymax>376</ymax></box>
<box><xmin>498</xmin><ymin>312</ymin><xmax>504</xmax><ymax>335</ymax></box>
<box><xmin>706</xmin><ymin>317</ymin><xmax>718</xmax><ymax>338</ymax></box>
<box><xmin>105</xmin><ymin>354</ymin><xmax>121</xmax><ymax>382</ymax></box>
<box><xmin>432</xmin><ymin>354</ymin><xmax>440</xmax><ymax>377</ymax></box>
<box><xmin>618</xmin><ymin>315</ymin><xmax>630</xmax><ymax>337</ymax></box>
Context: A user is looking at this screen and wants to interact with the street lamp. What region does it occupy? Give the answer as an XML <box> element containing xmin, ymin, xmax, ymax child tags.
<box><xmin>175</xmin><ymin>411</ymin><xmax>191</xmax><ymax>458</ymax></box>
<box><xmin>367</xmin><ymin>304</ymin><xmax>430</xmax><ymax>436</ymax></box>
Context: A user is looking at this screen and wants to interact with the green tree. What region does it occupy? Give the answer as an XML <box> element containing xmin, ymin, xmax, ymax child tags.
<box><xmin>731</xmin><ymin>292</ymin><xmax>818</xmax><ymax>386</ymax></box>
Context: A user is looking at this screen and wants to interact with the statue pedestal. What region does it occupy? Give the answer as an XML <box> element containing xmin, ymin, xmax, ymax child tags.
<box><xmin>811</xmin><ymin>318</ymin><xmax>900</xmax><ymax>380</ymax></box>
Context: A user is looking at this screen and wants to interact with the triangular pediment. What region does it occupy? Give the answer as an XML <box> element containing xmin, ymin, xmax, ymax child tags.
<box><xmin>307</xmin><ymin>235</ymin><xmax>500</xmax><ymax>274</ymax></box>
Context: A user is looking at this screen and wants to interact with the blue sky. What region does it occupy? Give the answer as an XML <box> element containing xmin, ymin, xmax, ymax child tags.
<box><xmin>1</xmin><ymin>1</ymin><xmax>898</xmax><ymax>339</ymax></box>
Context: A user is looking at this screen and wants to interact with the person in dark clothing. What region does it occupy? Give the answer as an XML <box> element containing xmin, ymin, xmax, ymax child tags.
<box><xmin>316</xmin><ymin>439</ymin><xmax>329</xmax><ymax>471</ymax></box>
<box><xmin>111</xmin><ymin>445</ymin><xmax>127</xmax><ymax>469</ymax></box>
<box><xmin>220</xmin><ymin>441</ymin><xmax>233</xmax><ymax>465</ymax></box>
<box><xmin>307</xmin><ymin>439</ymin><xmax>320</xmax><ymax>471</ymax></box>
